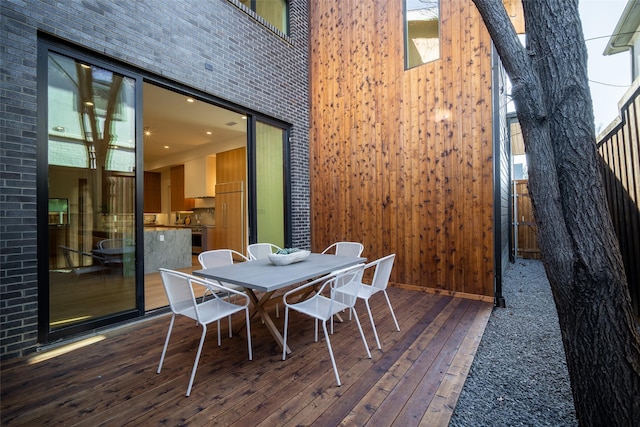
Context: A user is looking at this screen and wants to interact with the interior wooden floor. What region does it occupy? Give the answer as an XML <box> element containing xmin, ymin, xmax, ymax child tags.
<box><xmin>1</xmin><ymin>287</ymin><xmax>492</xmax><ymax>426</ymax></box>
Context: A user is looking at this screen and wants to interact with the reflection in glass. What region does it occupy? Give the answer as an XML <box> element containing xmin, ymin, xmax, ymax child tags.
<box><xmin>405</xmin><ymin>0</ymin><xmax>440</xmax><ymax>68</ymax></box>
<box><xmin>47</xmin><ymin>52</ymin><xmax>137</xmax><ymax>331</ymax></box>
<box><xmin>240</xmin><ymin>0</ymin><xmax>288</xmax><ymax>34</ymax></box>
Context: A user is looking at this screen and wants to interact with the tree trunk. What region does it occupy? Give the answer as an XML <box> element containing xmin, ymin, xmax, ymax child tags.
<box><xmin>472</xmin><ymin>0</ymin><xmax>640</xmax><ymax>424</ymax></box>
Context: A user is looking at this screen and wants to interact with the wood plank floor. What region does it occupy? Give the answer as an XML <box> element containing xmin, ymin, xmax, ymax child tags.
<box><xmin>1</xmin><ymin>288</ymin><xmax>492</xmax><ymax>426</ymax></box>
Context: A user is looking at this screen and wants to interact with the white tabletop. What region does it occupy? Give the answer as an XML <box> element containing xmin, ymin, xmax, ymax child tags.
<box><xmin>193</xmin><ymin>253</ymin><xmax>365</xmax><ymax>292</ymax></box>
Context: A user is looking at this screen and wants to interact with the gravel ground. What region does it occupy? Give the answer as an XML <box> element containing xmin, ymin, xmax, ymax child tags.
<box><xmin>449</xmin><ymin>259</ymin><xmax>578</xmax><ymax>426</ymax></box>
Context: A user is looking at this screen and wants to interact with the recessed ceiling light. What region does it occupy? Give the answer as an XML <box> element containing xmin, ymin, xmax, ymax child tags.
<box><xmin>84</xmin><ymin>101</ymin><xmax>94</xmax><ymax>106</ymax></box>
<box><xmin>144</xmin><ymin>127</ymin><xmax>152</xmax><ymax>136</ymax></box>
<box><xmin>164</xmin><ymin>145</ymin><xmax>170</xmax><ymax>149</ymax></box>
<box><xmin>241</xmin><ymin>116</ymin><xmax>247</xmax><ymax>120</ymax></box>
<box><xmin>206</xmin><ymin>131</ymin><xmax>212</xmax><ymax>135</ymax></box>
<box><xmin>186</xmin><ymin>98</ymin><xmax>195</xmax><ymax>103</ymax></box>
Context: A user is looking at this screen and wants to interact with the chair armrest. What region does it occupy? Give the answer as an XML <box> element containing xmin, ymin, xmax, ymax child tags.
<box><xmin>189</xmin><ymin>275</ymin><xmax>250</xmax><ymax>307</ymax></box>
<box><xmin>282</xmin><ymin>274</ymin><xmax>332</xmax><ymax>306</ymax></box>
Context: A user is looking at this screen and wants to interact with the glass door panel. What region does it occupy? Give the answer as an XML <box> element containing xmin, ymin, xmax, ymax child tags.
<box><xmin>255</xmin><ymin>121</ymin><xmax>285</xmax><ymax>247</ymax></box>
<box><xmin>47</xmin><ymin>51</ymin><xmax>137</xmax><ymax>331</ymax></box>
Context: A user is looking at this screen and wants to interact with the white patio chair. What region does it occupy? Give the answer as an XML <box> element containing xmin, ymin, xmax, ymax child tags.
<box><xmin>247</xmin><ymin>243</ymin><xmax>283</xmax><ymax>317</ymax></box>
<box><xmin>59</xmin><ymin>245</ymin><xmax>109</xmax><ymax>277</ymax></box>
<box><xmin>345</xmin><ymin>254</ymin><xmax>399</xmax><ymax>350</ymax></box>
<box><xmin>157</xmin><ymin>268</ymin><xmax>252</xmax><ymax>396</ymax></box>
<box><xmin>98</xmin><ymin>238</ymin><xmax>134</xmax><ymax>249</ymax></box>
<box><xmin>321</xmin><ymin>241</ymin><xmax>364</xmax><ymax>257</ymax></box>
<box><xmin>198</xmin><ymin>249</ymin><xmax>250</xmax><ymax>335</ymax></box>
<box><xmin>247</xmin><ymin>243</ymin><xmax>282</xmax><ymax>260</ymax></box>
<box><xmin>282</xmin><ymin>264</ymin><xmax>371</xmax><ymax>386</ymax></box>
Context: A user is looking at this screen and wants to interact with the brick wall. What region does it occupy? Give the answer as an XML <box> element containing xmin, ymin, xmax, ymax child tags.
<box><xmin>0</xmin><ymin>0</ymin><xmax>310</xmax><ymax>359</ymax></box>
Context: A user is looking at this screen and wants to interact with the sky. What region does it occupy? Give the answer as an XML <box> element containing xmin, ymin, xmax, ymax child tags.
<box><xmin>579</xmin><ymin>0</ymin><xmax>631</xmax><ymax>132</ymax></box>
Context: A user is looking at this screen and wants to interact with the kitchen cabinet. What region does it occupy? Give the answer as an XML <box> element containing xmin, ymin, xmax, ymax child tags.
<box><xmin>143</xmin><ymin>172</ymin><xmax>161</xmax><ymax>213</ymax></box>
<box><xmin>216</xmin><ymin>147</ymin><xmax>246</xmax><ymax>184</ymax></box>
<box><xmin>214</xmin><ymin>181</ymin><xmax>245</xmax><ymax>254</ymax></box>
<box><xmin>170</xmin><ymin>165</ymin><xmax>195</xmax><ymax>211</ymax></box>
<box><xmin>184</xmin><ymin>156</ymin><xmax>216</xmax><ymax>198</ymax></box>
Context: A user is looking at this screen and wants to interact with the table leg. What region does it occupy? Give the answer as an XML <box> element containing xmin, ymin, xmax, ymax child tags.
<box><xmin>244</xmin><ymin>288</ymin><xmax>291</xmax><ymax>354</ymax></box>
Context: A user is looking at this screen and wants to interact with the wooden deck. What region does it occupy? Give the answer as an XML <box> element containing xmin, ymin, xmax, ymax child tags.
<box><xmin>1</xmin><ymin>288</ymin><xmax>492</xmax><ymax>426</ymax></box>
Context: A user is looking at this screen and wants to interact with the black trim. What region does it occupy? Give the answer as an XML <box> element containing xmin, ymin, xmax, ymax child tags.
<box><xmin>37</xmin><ymin>38</ymin><xmax>145</xmax><ymax>342</ymax></box>
<box><xmin>246</xmin><ymin>117</ymin><xmax>293</xmax><ymax>248</ymax></box>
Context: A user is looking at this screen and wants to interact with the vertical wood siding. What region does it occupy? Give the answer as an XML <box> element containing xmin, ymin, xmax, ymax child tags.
<box><xmin>597</xmin><ymin>86</ymin><xmax>640</xmax><ymax>318</ymax></box>
<box><xmin>309</xmin><ymin>0</ymin><xmax>495</xmax><ymax>298</ymax></box>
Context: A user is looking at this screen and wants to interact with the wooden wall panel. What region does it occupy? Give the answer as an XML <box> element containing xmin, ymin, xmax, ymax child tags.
<box><xmin>310</xmin><ymin>0</ymin><xmax>496</xmax><ymax>298</ymax></box>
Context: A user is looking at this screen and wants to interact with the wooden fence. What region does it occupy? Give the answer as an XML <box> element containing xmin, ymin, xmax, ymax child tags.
<box><xmin>512</xmin><ymin>180</ymin><xmax>541</xmax><ymax>260</ymax></box>
<box><xmin>597</xmin><ymin>84</ymin><xmax>640</xmax><ymax>319</ymax></box>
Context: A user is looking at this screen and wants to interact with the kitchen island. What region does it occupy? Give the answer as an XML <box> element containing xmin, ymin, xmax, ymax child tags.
<box><xmin>144</xmin><ymin>227</ymin><xmax>191</xmax><ymax>273</ymax></box>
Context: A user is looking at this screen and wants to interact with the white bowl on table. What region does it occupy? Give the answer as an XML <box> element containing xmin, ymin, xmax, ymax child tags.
<box><xmin>268</xmin><ymin>250</ymin><xmax>311</xmax><ymax>266</ymax></box>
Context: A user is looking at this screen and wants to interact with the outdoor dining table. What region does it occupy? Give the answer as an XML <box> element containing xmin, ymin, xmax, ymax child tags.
<box><xmin>193</xmin><ymin>253</ymin><xmax>366</xmax><ymax>354</ymax></box>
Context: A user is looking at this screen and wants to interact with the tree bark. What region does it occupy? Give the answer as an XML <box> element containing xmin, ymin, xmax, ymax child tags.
<box><xmin>472</xmin><ymin>0</ymin><xmax>640</xmax><ymax>424</ymax></box>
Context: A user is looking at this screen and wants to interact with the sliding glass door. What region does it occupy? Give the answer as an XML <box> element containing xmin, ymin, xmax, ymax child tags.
<box><xmin>44</xmin><ymin>50</ymin><xmax>138</xmax><ymax>337</ymax></box>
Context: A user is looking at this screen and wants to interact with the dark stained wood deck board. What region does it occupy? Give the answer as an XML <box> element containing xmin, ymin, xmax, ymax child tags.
<box><xmin>0</xmin><ymin>288</ymin><xmax>492</xmax><ymax>426</ymax></box>
<box><xmin>420</xmin><ymin>302</ymin><xmax>493</xmax><ymax>425</ymax></box>
<box><xmin>297</xmin><ymin>295</ymin><xmax>453</xmax><ymax>427</ymax></box>
<box><xmin>255</xmin><ymin>288</ymin><xmax>441</xmax><ymax>426</ymax></box>
<box><xmin>221</xmin><ymin>289</ymin><xmax>426</xmax><ymax>427</ymax></box>
<box><xmin>340</xmin><ymin>297</ymin><xmax>468</xmax><ymax>427</ymax></box>
<box><xmin>391</xmin><ymin>300</ymin><xmax>481</xmax><ymax>426</ymax></box>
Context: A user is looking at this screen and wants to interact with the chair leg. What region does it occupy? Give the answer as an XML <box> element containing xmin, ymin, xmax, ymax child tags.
<box><xmin>157</xmin><ymin>314</ymin><xmax>176</xmax><ymax>374</ymax></box>
<box><xmin>217</xmin><ymin>319</ymin><xmax>221</xmax><ymax>346</ymax></box>
<box><xmin>282</xmin><ymin>307</ymin><xmax>290</xmax><ymax>361</ymax></box>
<box><xmin>321</xmin><ymin>320</ymin><xmax>341</xmax><ymax>386</ymax></box>
<box><xmin>314</xmin><ymin>318</ymin><xmax>319</xmax><ymax>342</ymax></box>
<box><xmin>364</xmin><ymin>299</ymin><xmax>381</xmax><ymax>350</ymax></box>
<box><xmin>245</xmin><ymin>308</ymin><xmax>253</xmax><ymax>360</ymax></box>
<box><xmin>383</xmin><ymin>290</ymin><xmax>400</xmax><ymax>331</ymax></box>
<box><xmin>352</xmin><ymin>307</ymin><xmax>372</xmax><ymax>359</ymax></box>
<box><xmin>186</xmin><ymin>324</ymin><xmax>208</xmax><ymax>397</ymax></box>
<box><xmin>228</xmin><ymin>315</ymin><xmax>233</xmax><ymax>338</ymax></box>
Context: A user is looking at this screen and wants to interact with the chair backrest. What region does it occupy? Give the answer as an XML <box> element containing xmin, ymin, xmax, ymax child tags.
<box><xmin>99</xmin><ymin>238</ymin><xmax>134</xmax><ymax>249</ymax></box>
<box><xmin>322</xmin><ymin>242</ymin><xmax>364</xmax><ymax>257</ymax></box>
<box><xmin>159</xmin><ymin>268</ymin><xmax>198</xmax><ymax>320</ymax></box>
<box><xmin>198</xmin><ymin>249</ymin><xmax>248</xmax><ymax>269</ymax></box>
<box><xmin>247</xmin><ymin>243</ymin><xmax>282</xmax><ymax>260</ymax></box>
<box><xmin>369</xmin><ymin>254</ymin><xmax>396</xmax><ymax>291</ymax></box>
<box><xmin>331</xmin><ymin>264</ymin><xmax>365</xmax><ymax>309</ymax></box>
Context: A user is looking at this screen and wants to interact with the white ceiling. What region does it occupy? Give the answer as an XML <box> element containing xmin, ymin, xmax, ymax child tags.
<box><xmin>142</xmin><ymin>83</ymin><xmax>247</xmax><ymax>171</ymax></box>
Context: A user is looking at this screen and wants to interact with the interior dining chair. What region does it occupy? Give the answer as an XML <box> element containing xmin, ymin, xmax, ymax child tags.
<box><xmin>282</xmin><ymin>264</ymin><xmax>371</xmax><ymax>386</ymax></box>
<box><xmin>246</xmin><ymin>243</ymin><xmax>282</xmax><ymax>260</ymax></box>
<box><xmin>198</xmin><ymin>249</ymin><xmax>250</xmax><ymax>336</ymax></box>
<box><xmin>246</xmin><ymin>243</ymin><xmax>283</xmax><ymax>317</ymax></box>
<box><xmin>321</xmin><ymin>241</ymin><xmax>364</xmax><ymax>257</ymax></box>
<box><xmin>345</xmin><ymin>253</ymin><xmax>399</xmax><ymax>350</ymax></box>
<box><xmin>157</xmin><ymin>268</ymin><xmax>252</xmax><ymax>396</ymax></box>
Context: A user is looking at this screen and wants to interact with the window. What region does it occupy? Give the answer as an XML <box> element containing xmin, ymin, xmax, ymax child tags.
<box><xmin>405</xmin><ymin>0</ymin><xmax>440</xmax><ymax>68</ymax></box>
<box><xmin>239</xmin><ymin>0</ymin><xmax>288</xmax><ymax>34</ymax></box>
<box><xmin>255</xmin><ymin>121</ymin><xmax>286</xmax><ymax>247</ymax></box>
